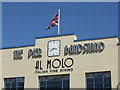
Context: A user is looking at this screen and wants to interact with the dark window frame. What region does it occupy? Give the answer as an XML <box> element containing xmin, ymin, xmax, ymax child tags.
<box><xmin>38</xmin><ymin>74</ymin><xmax>69</xmax><ymax>90</ymax></box>
<box><xmin>85</xmin><ymin>71</ymin><xmax>111</xmax><ymax>90</ymax></box>
<box><xmin>4</xmin><ymin>77</ymin><xmax>24</xmax><ymax>89</ymax></box>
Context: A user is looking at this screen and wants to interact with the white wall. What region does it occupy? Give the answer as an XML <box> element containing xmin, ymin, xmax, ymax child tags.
<box><xmin>1</xmin><ymin>35</ymin><xmax>119</xmax><ymax>88</ymax></box>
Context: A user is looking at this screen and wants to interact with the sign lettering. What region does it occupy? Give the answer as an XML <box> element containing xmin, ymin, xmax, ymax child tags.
<box><xmin>13</xmin><ymin>50</ymin><xmax>23</xmax><ymax>60</ymax></box>
<box><xmin>35</xmin><ymin>58</ymin><xmax>74</xmax><ymax>74</ymax></box>
<box><xmin>64</xmin><ymin>42</ymin><xmax>104</xmax><ymax>56</ymax></box>
<box><xmin>28</xmin><ymin>48</ymin><xmax>42</xmax><ymax>59</ymax></box>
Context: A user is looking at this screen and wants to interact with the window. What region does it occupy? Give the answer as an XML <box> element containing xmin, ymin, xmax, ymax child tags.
<box><xmin>86</xmin><ymin>71</ymin><xmax>111</xmax><ymax>90</ymax></box>
<box><xmin>39</xmin><ymin>74</ymin><xmax>69</xmax><ymax>90</ymax></box>
<box><xmin>4</xmin><ymin>77</ymin><xmax>24</xmax><ymax>90</ymax></box>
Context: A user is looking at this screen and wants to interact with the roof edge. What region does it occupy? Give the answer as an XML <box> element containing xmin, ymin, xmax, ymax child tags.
<box><xmin>0</xmin><ymin>44</ymin><xmax>34</xmax><ymax>50</ymax></box>
<box><xmin>1</xmin><ymin>35</ymin><xmax>118</xmax><ymax>50</ymax></box>
<box><xmin>35</xmin><ymin>33</ymin><xmax>75</xmax><ymax>39</ymax></box>
<box><xmin>74</xmin><ymin>35</ymin><xmax>118</xmax><ymax>42</ymax></box>
<box><xmin>1</xmin><ymin>33</ymin><xmax>75</xmax><ymax>50</ymax></box>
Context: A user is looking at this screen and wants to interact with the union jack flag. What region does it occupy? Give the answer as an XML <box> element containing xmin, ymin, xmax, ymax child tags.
<box><xmin>45</xmin><ymin>12</ymin><xmax>58</xmax><ymax>30</ymax></box>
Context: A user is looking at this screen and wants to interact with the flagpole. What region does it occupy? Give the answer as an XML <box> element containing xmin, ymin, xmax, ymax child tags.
<box><xmin>58</xmin><ymin>9</ymin><xmax>60</xmax><ymax>35</ymax></box>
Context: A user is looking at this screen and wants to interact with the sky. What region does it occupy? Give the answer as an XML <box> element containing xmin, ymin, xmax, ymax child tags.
<box><xmin>2</xmin><ymin>2</ymin><xmax>118</xmax><ymax>48</ymax></box>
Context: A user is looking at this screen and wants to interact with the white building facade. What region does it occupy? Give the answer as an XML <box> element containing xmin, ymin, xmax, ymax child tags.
<box><xmin>0</xmin><ymin>34</ymin><xmax>120</xmax><ymax>89</ymax></box>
